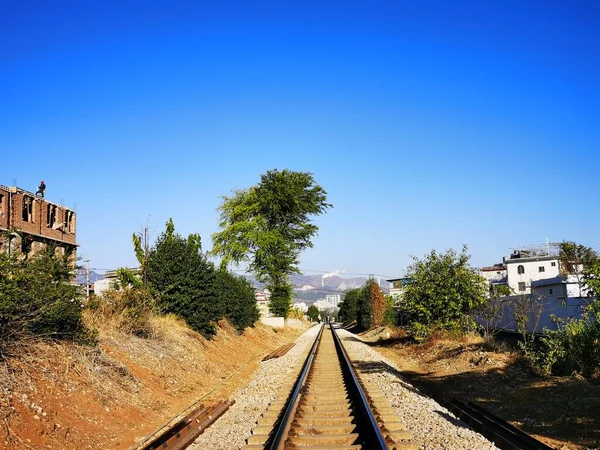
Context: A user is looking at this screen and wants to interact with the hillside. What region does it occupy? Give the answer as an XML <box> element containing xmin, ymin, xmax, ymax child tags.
<box><xmin>0</xmin><ymin>315</ymin><xmax>306</xmax><ymax>449</ymax></box>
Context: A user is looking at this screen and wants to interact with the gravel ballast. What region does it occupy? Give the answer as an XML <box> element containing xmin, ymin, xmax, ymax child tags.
<box><xmin>336</xmin><ymin>327</ymin><xmax>499</xmax><ymax>450</ymax></box>
<box><xmin>191</xmin><ymin>325</ymin><xmax>499</xmax><ymax>450</ymax></box>
<box><xmin>189</xmin><ymin>325</ymin><xmax>321</xmax><ymax>450</ymax></box>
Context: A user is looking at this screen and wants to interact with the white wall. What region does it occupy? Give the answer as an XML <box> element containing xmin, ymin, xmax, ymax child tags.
<box><xmin>506</xmin><ymin>258</ymin><xmax>560</xmax><ymax>294</ymax></box>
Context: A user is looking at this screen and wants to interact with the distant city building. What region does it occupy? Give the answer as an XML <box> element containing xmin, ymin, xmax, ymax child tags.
<box><xmin>325</xmin><ymin>294</ymin><xmax>341</xmax><ymax>308</ymax></box>
<box><xmin>0</xmin><ymin>184</ymin><xmax>77</xmax><ymax>258</ymax></box>
<box><xmin>292</xmin><ymin>302</ymin><xmax>308</xmax><ymax>313</ymax></box>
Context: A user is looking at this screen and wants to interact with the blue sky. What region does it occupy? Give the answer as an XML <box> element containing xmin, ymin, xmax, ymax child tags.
<box><xmin>1</xmin><ymin>1</ymin><xmax>599</xmax><ymax>278</ymax></box>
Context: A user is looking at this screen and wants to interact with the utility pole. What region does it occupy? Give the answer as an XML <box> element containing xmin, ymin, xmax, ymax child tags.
<box><xmin>84</xmin><ymin>258</ymin><xmax>90</xmax><ymax>299</ymax></box>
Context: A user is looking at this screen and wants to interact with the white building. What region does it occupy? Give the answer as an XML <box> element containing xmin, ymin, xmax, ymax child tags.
<box><xmin>255</xmin><ymin>290</ymin><xmax>271</xmax><ymax>317</ymax></box>
<box><xmin>479</xmin><ymin>265</ymin><xmax>507</xmax><ymax>286</ymax></box>
<box><xmin>325</xmin><ymin>294</ymin><xmax>341</xmax><ymax>308</ymax></box>
<box><xmin>292</xmin><ymin>302</ymin><xmax>308</xmax><ymax>313</ymax></box>
<box><xmin>503</xmin><ymin>251</ymin><xmax>560</xmax><ymax>294</ymax></box>
<box><xmin>478</xmin><ymin>247</ymin><xmax>592</xmax><ymax>334</ymax></box>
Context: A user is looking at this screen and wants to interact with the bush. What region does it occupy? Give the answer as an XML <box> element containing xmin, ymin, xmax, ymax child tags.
<box><xmin>339</xmin><ymin>288</ymin><xmax>361</xmax><ymax>324</ymax></box>
<box><xmin>146</xmin><ymin>219</ymin><xmax>260</xmax><ymax>338</ymax></box>
<box><xmin>521</xmin><ymin>315</ymin><xmax>600</xmax><ymax>378</ymax></box>
<box><xmin>401</xmin><ymin>246</ymin><xmax>487</xmax><ymax>333</ymax></box>
<box><xmin>0</xmin><ymin>247</ymin><xmax>90</xmax><ymax>344</ymax></box>
<box><xmin>88</xmin><ymin>288</ymin><xmax>155</xmax><ymax>338</ymax></box>
<box><xmin>214</xmin><ymin>269</ymin><xmax>259</xmax><ymax>331</ymax></box>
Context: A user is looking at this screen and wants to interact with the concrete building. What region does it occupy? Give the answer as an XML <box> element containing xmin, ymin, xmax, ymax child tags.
<box><xmin>0</xmin><ymin>184</ymin><xmax>76</xmax><ymax>258</ymax></box>
<box><xmin>325</xmin><ymin>294</ymin><xmax>341</xmax><ymax>308</ymax></box>
<box><xmin>503</xmin><ymin>250</ymin><xmax>560</xmax><ymax>294</ymax></box>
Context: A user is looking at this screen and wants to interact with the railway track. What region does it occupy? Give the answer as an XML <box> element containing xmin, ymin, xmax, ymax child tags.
<box><xmin>244</xmin><ymin>324</ymin><xmax>555</xmax><ymax>450</ymax></box>
<box><xmin>244</xmin><ymin>324</ymin><xmax>414</xmax><ymax>449</ymax></box>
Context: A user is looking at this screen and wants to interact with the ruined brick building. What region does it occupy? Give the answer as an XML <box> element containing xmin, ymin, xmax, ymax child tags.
<box><xmin>0</xmin><ymin>184</ymin><xmax>76</xmax><ymax>257</ymax></box>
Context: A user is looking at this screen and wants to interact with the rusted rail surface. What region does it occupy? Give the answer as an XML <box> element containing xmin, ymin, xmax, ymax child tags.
<box><xmin>262</xmin><ymin>342</ymin><xmax>296</xmax><ymax>361</ymax></box>
<box><xmin>139</xmin><ymin>400</ymin><xmax>233</xmax><ymax>450</ymax></box>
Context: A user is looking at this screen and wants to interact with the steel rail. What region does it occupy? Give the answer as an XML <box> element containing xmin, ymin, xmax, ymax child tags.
<box><xmin>330</xmin><ymin>324</ymin><xmax>389</xmax><ymax>449</ymax></box>
<box><xmin>265</xmin><ymin>323</ymin><xmax>325</xmax><ymax>450</ymax></box>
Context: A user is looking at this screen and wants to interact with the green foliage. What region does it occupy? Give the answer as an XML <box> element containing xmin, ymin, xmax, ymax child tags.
<box><xmin>0</xmin><ymin>247</ymin><xmax>90</xmax><ymax>344</ymax></box>
<box><xmin>307</xmin><ymin>305</ymin><xmax>320</xmax><ymax>322</ymax></box>
<box><xmin>211</xmin><ymin>169</ymin><xmax>331</xmax><ymax>318</ymax></box>
<box><xmin>520</xmin><ymin>261</ymin><xmax>600</xmax><ymax>378</ymax></box>
<box><xmin>559</xmin><ymin>241</ymin><xmax>599</xmax><ymax>275</ymax></box>
<box><xmin>401</xmin><ymin>245</ymin><xmax>487</xmax><ymax>336</ymax></box>
<box><xmin>383</xmin><ymin>295</ymin><xmax>397</xmax><ymax>326</ymax></box>
<box><xmin>115</xmin><ymin>267</ymin><xmax>143</xmax><ymax>289</ymax></box>
<box><xmin>147</xmin><ymin>219</ymin><xmax>219</xmax><ymax>338</ymax></box>
<box><xmin>267</xmin><ymin>280</ymin><xmax>293</xmax><ymax>318</ymax></box>
<box><xmin>339</xmin><ymin>288</ymin><xmax>361</xmax><ymax>324</ymax></box>
<box><xmin>146</xmin><ymin>219</ymin><xmax>259</xmax><ymax>338</ymax></box>
<box><xmin>214</xmin><ymin>269</ymin><xmax>259</xmax><ymax>331</ymax></box>
<box><xmin>356</xmin><ymin>282</ymin><xmax>373</xmax><ymax>330</ymax></box>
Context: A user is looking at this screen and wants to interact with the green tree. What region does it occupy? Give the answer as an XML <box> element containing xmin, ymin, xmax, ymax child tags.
<box><xmin>147</xmin><ymin>219</ymin><xmax>219</xmax><ymax>337</ymax></box>
<box><xmin>356</xmin><ymin>283</ymin><xmax>373</xmax><ymax>330</ymax></box>
<box><xmin>339</xmin><ymin>288</ymin><xmax>361</xmax><ymax>324</ymax></box>
<box><xmin>214</xmin><ymin>269</ymin><xmax>259</xmax><ymax>331</ymax></box>
<box><xmin>402</xmin><ymin>245</ymin><xmax>487</xmax><ymax>330</ymax></box>
<box><xmin>307</xmin><ymin>305</ymin><xmax>320</xmax><ymax>322</ymax></box>
<box><xmin>559</xmin><ymin>241</ymin><xmax>600</xmax><ymax>297</ymax></box>
<box><xmin>211</xmin><ymin>169</ymin><xmax>331</xmax><ymax>318</ymax></box>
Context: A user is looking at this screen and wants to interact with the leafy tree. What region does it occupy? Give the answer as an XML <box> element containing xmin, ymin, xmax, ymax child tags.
<box><xmin>356</xmin><ymin>284</ymin><xmax>373</xmax><ymax>330</ymax></box>
<box><xmin>214</xmin><ymin>269</ymin><xmax>259</xmax><ymax>331</ymax></box>
<box><xmin>212</xmin><ymin>169</ymin><xmax>331</xmax><ymax>318</ymax></box>
<box><xmin>383</xmin><ymin>295</ymin><xmax>397</xmax><ymax>326</ymax></box>
<box><xmin>339</xmin><ymin>288</ymin><xmax>361</xmax><ymax>324</ymax></box>
<box><xmin>307</xmin><ymin>305</ymin><xmax>320</xmax><ymax>322</ymax></box>
<box><xmin>559</xmin><ymin>241</ymin><xmax>599</xmax><ymax>297</ymax></box>
<box><xmin>147</xmin><ymin>219</ymin><xmax>219</xmax><ymax>337</ymax></box>
<box><xmin>402</xmin><ymin>245</ymin><xmax>487</xmax><ymax>330</ymax></box>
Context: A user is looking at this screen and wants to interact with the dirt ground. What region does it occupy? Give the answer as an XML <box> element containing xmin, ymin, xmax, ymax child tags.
<box><xmin>0</xmin><ymin>316</ymin><xmax>307</xmax><ymax>450</ymax></box>
<box><xmin>358</xmin><ymin>327</ymin><xmax>600</xmax><ymax>450</ymax></box>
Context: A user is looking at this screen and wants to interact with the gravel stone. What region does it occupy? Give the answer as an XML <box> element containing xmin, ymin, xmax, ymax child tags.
<box><xmin>336</xmin><ymin>328</ymin><xmax>499</xmax><ymax>450</ymax></box>
<box><xmin>189</xmin><ymin>325</ymin><xmax>321</xmax><ymax>450</ymax></box>
<box><xmin>190</xmin><ymin>326</ymin><xmax>500</xmax><ymax>450</ymax></box>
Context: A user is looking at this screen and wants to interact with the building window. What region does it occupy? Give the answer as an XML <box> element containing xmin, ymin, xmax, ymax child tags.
<box><xmin>539</xmin><ymin>266</ymin><xmax>545</xmax><ymax>273</ymax></box>
<box><xmin>549</xmin><ymin>288</ymin><xmax>553</xmax><ymax>295</ymax></box>
<box><xmin>517</xmin><ymin>265</ymin><xmax>525</xmax><ymax>275</ymax></box>
<box><xmin>518</xmin><ymin>282</ymin><xmax>526</xmax><ymax>292</ymax></box>
<box><xmin>22</xmin><ymin>195</ymin><xmax>34</xmax><ymax>223</ymax></box>
<box><xmin>551</xmin><ymin>262</ymin><xmax>556</xmax><ymax>267</ymax></box>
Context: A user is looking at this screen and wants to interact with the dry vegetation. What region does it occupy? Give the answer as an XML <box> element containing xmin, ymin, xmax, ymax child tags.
<box><xmin>361</xmin><ymin>326</ymin><xmax>600</xmax><ymax>450</ymax></box>
<box><xmin>0</xmin><ymin>309</ymin><xmax>306</xmax><ymax>449</ymax></box>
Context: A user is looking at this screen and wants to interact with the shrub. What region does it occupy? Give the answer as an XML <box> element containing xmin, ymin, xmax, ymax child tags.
<box><xmin>339</xmin><ymin>288</ymin><xmax>361</xmax><ymax>324</ymax></box>
<box><xmin>214</xmin><ymin>269</ymin><xmax>259</xmax><ymax>331</ymax></box>
<box><xmin>0</xmin><ymin>247</ymin><xmax>90</xmax><ymax>344</ymax></box>
<box><xmin>88</xmin><ymin>288</ymin><xmax>155</xmax><ymax>338</ymax></box>
<box><xmin>401</xmin><ymin>246</ymin><xmax>487</xmax><ymax>333</ymax></box>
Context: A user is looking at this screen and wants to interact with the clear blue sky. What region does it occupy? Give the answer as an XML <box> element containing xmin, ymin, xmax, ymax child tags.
<box><xmin>1</xmin><ymin>1</ymin><xmax>598</xmax><ymax>278</ymax></box>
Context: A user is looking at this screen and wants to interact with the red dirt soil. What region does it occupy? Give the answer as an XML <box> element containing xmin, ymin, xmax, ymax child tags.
<box><xmin>0</xmin><ymin>316</ymin><xmax>306</xmax><ymax>450</ymax></box>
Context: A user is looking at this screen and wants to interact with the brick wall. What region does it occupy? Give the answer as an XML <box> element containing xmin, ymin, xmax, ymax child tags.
<box><xmin>2</xmin><ymin>187</ymin><xmax>76</xmax><ymax>247</ymax></box>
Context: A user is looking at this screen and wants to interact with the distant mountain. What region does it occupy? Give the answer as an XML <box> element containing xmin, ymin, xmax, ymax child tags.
<box><xmin>76</xmin><ymin>269</ymin><xmax>103</xmax><ymax>286</ymax></box>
